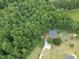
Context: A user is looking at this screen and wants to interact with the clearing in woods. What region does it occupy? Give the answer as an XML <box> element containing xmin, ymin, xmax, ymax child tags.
<box><xmin>27</xmin><ymin>9</ymin><xmax>79</xmax><ymax>59</ymax></box>
<box><xmin>26</xmin><ymin>46</ymin><xmax>42</xmax><ymax>59</ymax></box>
<box><xmin>67</xmin><ymin>9</ymin><xmax>79</xmax><ymax>22</ymax></box>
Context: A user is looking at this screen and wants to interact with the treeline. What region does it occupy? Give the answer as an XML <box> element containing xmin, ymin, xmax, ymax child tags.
<box><xmin>0</xmin><ymin>0</ymin><xmax>17</xmax><ymax>9</ymax></box>
<box><xmin>0</xmin><ymin>0</ymin><xmax>79</xmax><ymax>59</ymax></box>
<box><xmin>52</xmin><ymin>0</ymin><xmax>79</xmax><ymax>10</ymax></box>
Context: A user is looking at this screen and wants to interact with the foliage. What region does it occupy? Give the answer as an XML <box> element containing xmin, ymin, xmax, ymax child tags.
<box><xmin>52</xmin><ymin>38</ymin><xmax>62</xmax><ymax>46</ymax></box>
<box><xmin>48</xmin><ymin>38</ymin><xmax>53</xmax><ymax>44</ymax></box>
<box><xmin>69</xmin><ymin>43</ymin><xmax>74</xmax><ymax>48</ymax></box>
<box><xmin>52</xmin><ymin>0</ymin><xmax>79</xmax><ymax>9</ymax></box>
<box><xmin>0</xmin><ymin>0</ymin><xmax>78</xmax><ymax>59</ymax></box>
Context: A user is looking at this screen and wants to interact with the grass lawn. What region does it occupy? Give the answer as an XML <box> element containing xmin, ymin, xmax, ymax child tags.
<box><xmin>43</xmin><ymin>39</ymin><xmax>79</xmax><ymax>59</ymax></box>
<box><xmin>27</xmin><ymin>39</ymin><xmax>79</xmax><ymax>59</ymax></box>
<box><xmin>26</xmin><ymin>46</ymin><xmax>42</xmax><ymax>59</ymax></box>
<box><xmin>67</xmin><ymin>9</ymin><xmax>79</xmax><ymax>21</ymax></box>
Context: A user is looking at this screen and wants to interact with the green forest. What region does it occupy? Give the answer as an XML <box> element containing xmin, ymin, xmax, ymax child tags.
<box><xmin>0</xmin><ymin>0</ymin><xmax>79</xmax><ymax>59</ymax></box>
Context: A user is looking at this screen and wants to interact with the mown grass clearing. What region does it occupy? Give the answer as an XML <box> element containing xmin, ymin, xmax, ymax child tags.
<box><xmin>67</xmin><ymin>9</ymin><xmax>79</xmax><ymax>21</ymax></box>
<box><xmin>43</xmin><ymin>39</ymin><xmax>79</xmax><ymax>59</ymax></box>
<box><xmin>26</xmin><ymin>46</ymin><xmax>42</xmax><ymax>59</ymax></box>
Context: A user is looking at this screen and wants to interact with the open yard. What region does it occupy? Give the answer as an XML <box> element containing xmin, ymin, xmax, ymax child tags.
<box><xmin>43</xmin><ymin>39</ymin><xmax>79</xmax><ymax>59</ymax></box>
<box><xmin>67</xmin><ymin>9</ymin><xmax>79</xmax><ymax>21</ymax></box>
<box><xmin>26</xmin><ymin>46</ymin><xmax>42</xmax><ymax>59</ymax></box>
<box><xmin>27</xmin><ymin>39</ymin><xmax>79</xmax><ymax>59</ymax></box>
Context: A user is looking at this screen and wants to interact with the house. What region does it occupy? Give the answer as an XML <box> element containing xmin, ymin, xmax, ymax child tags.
<box><xmin>48</xmin><ymin>30</ymin><xmax>57</xmax><ymax>38</ymax></box>
<box><xmin>65</xmin><ymin>53</ymin><xmax>77</xmax><ymax>59</ymax></box>
<box><xmin>41</xmin><ymin>30</ymin><xmax>57</xmax><ymax>39</ymax></box>
<box><xmin>65</xmin><ymin>54</ymin><xmax>75</xmax><ymax>59</ymax></box>
<box><xmin>40</xmin><ymin>30</ymin><xmax>57</xmax><ymax>50</ymax></box>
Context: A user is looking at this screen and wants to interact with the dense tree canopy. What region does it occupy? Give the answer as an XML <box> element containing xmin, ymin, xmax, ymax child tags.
<box><xmin>52</xmin><ymin>0</ymin><xmax>79</xmax><ymax>9</ymax></box>
<box><xmin>0</xmin><ymin>0</ymin><xmax>79</xmax><ymax>59</ymax></box>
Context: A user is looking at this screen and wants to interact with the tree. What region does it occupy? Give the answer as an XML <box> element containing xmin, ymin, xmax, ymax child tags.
<box><xmin>52</xmin><ymin>38</ymin><xmax>62</xmax><ymax>46</ymax></box>
<box><xmin>52</xmin><ymin>0</ymin><xmax>79</xmax><ymax>9</ymax></box>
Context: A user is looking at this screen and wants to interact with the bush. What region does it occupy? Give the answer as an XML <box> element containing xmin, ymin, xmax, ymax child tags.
<box><xmin>48</xmin><ymin>38</ymin><xmax>53</xmax><ymax>44</ymax></box>
<box><xmin>69</xmin><ymin>43</ymin><xmax>74</xmax><ymax>48</ymax></box>
<box><xmin>52</xmin><ymin>38</ymin><xmax>62</xmax><ymax>46</ymax></box>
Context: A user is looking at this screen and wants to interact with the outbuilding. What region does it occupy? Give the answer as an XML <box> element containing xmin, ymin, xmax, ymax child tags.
<box><xmin>65</xmin><ymin>53</ymin><xmax>77</xmax><ymax>59</ymax></box>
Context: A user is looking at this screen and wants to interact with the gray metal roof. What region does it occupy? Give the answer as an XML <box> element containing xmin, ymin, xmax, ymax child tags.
<box><xmin>65</xmin><ymin>54</ymin><xmax>75</xmax><ymax>59</ymax></box>
<box><xmin>48</xmin><ymin>30</ymin><xmax>57</xmax><ymax>38</ymax></box>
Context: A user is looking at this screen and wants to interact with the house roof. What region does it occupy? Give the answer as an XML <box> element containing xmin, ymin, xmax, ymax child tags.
<box><xmin>48</xmin><ymin>30</ymin><xmax>57</xmax><ymax>38</ymax></box>
<box><xmin>65</xmin><ymin>54</ymin><xmax>75</xmax><ymax>59</ymax></box>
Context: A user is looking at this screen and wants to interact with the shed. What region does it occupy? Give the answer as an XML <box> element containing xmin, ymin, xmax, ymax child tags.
<box><xmin>48</xmin><ymin>30</ymin><xmax>57</xmax><ymax>38</ymax></box>
<box><xmin>65</xmin><ymin>54</ymin><xmax>74</xmax><ymax>59</ymax></box>
<box><xmin>65</xmin><ymin>54</ymin><xmax>77</xmax><ymax>59</ymax></box>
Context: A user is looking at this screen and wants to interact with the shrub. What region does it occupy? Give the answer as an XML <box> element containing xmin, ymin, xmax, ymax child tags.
<box><xmin>69</xmin><ymin>43</ymin><xmax>74</xmax><ymax>48</ymax></box>
<box><xmin>52</xmin><ymin>38</ymin><xmax>62</xmax><ymax>46</ymax></box>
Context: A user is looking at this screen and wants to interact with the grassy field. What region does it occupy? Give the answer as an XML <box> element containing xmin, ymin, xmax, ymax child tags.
<box><xmin>26</xmin><ymin>39</ymin><xmax>79</xmax><ymax>59</ymax></box>
<box><xmin>43</xmin><ymin>39</ymin><xmax>79</xmax><ymax>59</ymax></box>
<box><xmin>67</xmin><ymin>9</ymin><xmax>79</xmax><ymax>21</ymax></box>
<box><xmin>26</xmin><ymin>46</ymin><xmax>42</xmax><ymax>59</ymax></box>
